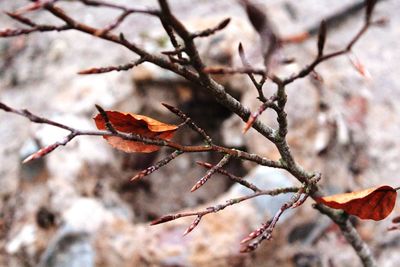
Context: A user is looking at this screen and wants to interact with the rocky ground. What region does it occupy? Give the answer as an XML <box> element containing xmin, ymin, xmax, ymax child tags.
<box><xmin>1</xmin><ymin>0</ymin><xmax>400</xmax><ymax>266</ymax></box>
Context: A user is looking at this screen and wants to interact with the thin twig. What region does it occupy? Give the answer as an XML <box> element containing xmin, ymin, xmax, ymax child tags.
<box><xmin>238</xmin><ymin>43</ymin><xmax>266</xmax><ymax>102</ymax></box>
<box><xmin>191</xmin><ymin>154</ymin><xmax>231</xmax><ymax>192</ymax></box>
<box><xmin>151</xmin><ymin>186</ymin><xmax>300</xmax><ymax>228</ymax></box>
<box><xmin>78</xmin><ymin>57</ymin><xmax>145</xmax><ymax>75</ymax></box>
<box><xmin>0</xmin><ymin>102</ymin><xmax>282</xmax><ymax>169</ymax></box>
<box><xmin>131</xmin><ymin>150</ymin><xmax>183</xmax><ymax>181</ymax></box>
<box><xmin>196</xmin><ymin>161</ymin><xmax>262</xmax><ymax>192</ymax></box>
<box><xmin>95</xmin><ymin>104</ymin><xmax>117</xmax><ymax>133</ymax></box>
<box><xmin>162</xmin><ymin>103</ymin><xmax>212</xmax><ymax>144</ymax></box>
<box><xmin>241</xmin><ymin>187</ymin><xmax>305</xmax><ymax>252</ymax></box>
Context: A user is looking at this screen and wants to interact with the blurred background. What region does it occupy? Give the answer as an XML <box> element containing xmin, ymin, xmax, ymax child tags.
<box><xmin>1</xmin><ymin>0</ymin><xmax>400</xmax><ymax>266</ymax></box>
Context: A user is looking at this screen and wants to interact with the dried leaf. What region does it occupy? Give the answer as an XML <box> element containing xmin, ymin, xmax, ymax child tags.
<box><xmin>316</xmin><ymin>185</ymin><xmax>397</xmax><ymax>221</ymax></box>
<box><xmin>94</xmin><ymin>111</ymin><xmax>178</xmax><ymax>153</ymax></box>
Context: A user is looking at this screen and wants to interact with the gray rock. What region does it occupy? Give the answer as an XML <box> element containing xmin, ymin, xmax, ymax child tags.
<box><xmin>19</xmin><ymin>138</ymin><xmax>45</xmax><ymax>181</ymax></box>
<box><xmin>38</xmin><ymin>229</ymin><xmax>94</xmax><ymax>267</ymax></box>
<box><xmin>229</xmin><ymin>166</ymin><xmax>296</xmax><ymax>222</ymax></box>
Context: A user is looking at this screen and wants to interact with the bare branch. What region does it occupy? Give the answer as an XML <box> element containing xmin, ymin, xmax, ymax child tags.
<box><xmin>241</xmin><ymin>187</ymin><xmax>305</xmax><ymax>252</ymax></box>
<box><xmin>150</xmin><ymin>186</ymin><xmax>300</xmax><ymax>226</ymax></box>
<box><xmin>282</xmin><ymin>15</ymin><xmax>374</xmax><ymax>85</ymax></box>
<box><xmin>314</xmin><ymin>204</ymin><xmax>377</xmax><ymax>267</ymax></box>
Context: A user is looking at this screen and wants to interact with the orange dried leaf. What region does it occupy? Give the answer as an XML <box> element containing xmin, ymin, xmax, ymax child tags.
<box><xmin>316</xmin><ymin>185</ymin><xmax>397</xmax><ymax>221</ymax></box>
<box><xmin>94</xmin><ymin>111</ymin><xmax>178</xmax><ymax>153</ymax></box>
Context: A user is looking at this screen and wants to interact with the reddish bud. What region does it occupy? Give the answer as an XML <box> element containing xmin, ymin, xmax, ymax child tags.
<box><xmin>392</xmin><ymin>216</ymin><xmax>400</xmax><ymax>224</ymax></box>
<box><xmin>150</xmin><ymin>215</ymin><xmax>177</xmax><ymax>225</ymax></box>
<box><xmin>22</xmin><ymin>143</ymin><xmax>58</xmax><ymax>164</ymax></box>
<box><xmin>183</xmin><ymin>216</ymin><xmax>202</xmax><ymax>236</ymax></box>
<box><xmin>348</xmin><ymin>53</ymin><xmax>371</xmax><ymax>80</ymax></box>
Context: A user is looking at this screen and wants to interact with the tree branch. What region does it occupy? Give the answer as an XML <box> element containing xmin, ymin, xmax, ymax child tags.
<box><xmin>314</xmin><ymin>204</ymin><xmax>377</xmax><ymax>267</ymax></box>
